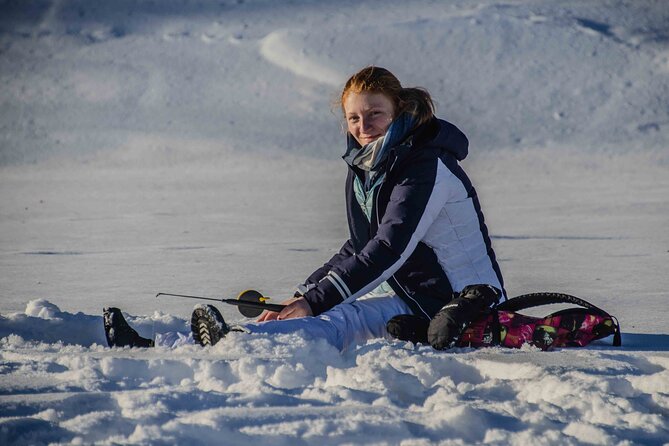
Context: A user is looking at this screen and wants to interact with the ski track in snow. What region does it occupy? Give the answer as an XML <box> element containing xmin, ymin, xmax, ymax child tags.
<box><xmin>1</xmin><ymin>301</ymin><xmax>668</xmax><ymax>445</ymax></box>
<box><xmin>1</xmin><ymin>0</ymin><xmax>669</xmax><ymax>444</ymax></box>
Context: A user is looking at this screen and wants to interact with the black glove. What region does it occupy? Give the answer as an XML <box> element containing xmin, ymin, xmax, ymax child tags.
<box><xmin>427</xmin><ymin>285</ymin><xmax>501</xmax><ymax>350</ymax></box>
<box><xmin>386</xmin><ymin>314</ymin><xmax>429</xmax><ymax>344</ymax></box>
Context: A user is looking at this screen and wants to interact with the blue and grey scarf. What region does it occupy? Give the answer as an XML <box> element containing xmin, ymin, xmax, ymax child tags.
<box><xmin>343</xmin><ymin>113</ymin><xmax>417</xmax><ymax>221</ymax></box>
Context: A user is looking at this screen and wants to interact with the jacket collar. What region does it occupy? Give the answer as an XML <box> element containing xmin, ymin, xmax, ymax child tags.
<box><xmin>342</xmin><ymin>113</ymin><xmax>417</xmax><ymax>171</ymax></box>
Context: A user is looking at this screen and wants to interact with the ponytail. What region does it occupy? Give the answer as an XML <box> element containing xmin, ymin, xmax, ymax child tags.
<box><xmin>398</xmin><ymin>87</ymin><xmax>435</xmax><ymax>127</ymax></box>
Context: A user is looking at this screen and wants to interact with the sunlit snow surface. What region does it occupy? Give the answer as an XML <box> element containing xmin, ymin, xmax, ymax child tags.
<box><xmin>1</xmin><ymin>0</ymin><xmax>668</xmax><ymax>444</ymax></box>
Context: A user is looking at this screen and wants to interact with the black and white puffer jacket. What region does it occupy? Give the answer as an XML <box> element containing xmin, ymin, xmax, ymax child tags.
<box><xmin>301</xmin><ymin>117</ymin><xmax>505</xmax><ymax>319</ymax></box>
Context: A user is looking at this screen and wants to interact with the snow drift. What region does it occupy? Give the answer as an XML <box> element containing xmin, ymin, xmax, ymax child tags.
<box><xmin>1</xmin><ymin>300</ymin><xmax>668</xmax><ymax>445</ymax></box>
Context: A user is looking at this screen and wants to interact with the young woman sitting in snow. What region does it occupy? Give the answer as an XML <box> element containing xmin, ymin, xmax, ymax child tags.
<box><xmin>104</xmin><ymin>66</ymin><xmax>505</xmax><ymax>351</ymax></box>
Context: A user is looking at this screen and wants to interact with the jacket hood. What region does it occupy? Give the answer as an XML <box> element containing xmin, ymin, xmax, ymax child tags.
<box><xmin>344</xmin><ymin>117</ymin><xmax>470</xmax><ymax>165</ymax></box>
<box><xmin>419</xmin><ymin>118</ymin><xmax>469</xmax><ymax>161</ymax></box>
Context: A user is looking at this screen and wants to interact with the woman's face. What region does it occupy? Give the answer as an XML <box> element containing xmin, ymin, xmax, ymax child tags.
<box><xmin>344</xmin><ymin>91</ymin><xmax>395</xmax><ymax>146</ymax></box>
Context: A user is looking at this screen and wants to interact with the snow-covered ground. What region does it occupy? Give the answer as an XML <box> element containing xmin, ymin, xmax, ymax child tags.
<box><xmin>1</xmin><ymin>0</ymin><xmax>668</xmax><ymax>444</ymax></box>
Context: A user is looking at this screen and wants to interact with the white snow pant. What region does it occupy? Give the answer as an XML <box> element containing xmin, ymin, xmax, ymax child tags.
<box><xmin>242</xmin><ymin>294</ymin><xmax>412</xmax><ymax>350</ymax></box>
<box><xmin>243</xmin><ymin>292</ymin><xmax>413</xmax><ymax>351</ymax></box>
<box><xmin>155</xmin><ymin>292</ymin><xmax>412</xmax><ymax>351</ymax></box>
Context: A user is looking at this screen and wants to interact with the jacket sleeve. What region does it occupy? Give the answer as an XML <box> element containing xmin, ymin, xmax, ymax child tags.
<box><xmin>303</xmin><ymin>153</ymin><xmax>457</xmax><ymax>315</ymax></box>
<box><xmin>294</xmin><ymin>239</ymin><xmax>356</xmax><ymax>296</ymax></box>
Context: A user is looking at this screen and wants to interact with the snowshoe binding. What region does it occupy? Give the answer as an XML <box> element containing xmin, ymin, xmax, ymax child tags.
<box><xmin>103</xmin><ymin>307</ymin><xmax>154</xmax><ymax>348</ymax></box>
<box><xmin>191</xmin><ymin>304</ymin><xmax>229</xmax><ymax>346</ymax></box>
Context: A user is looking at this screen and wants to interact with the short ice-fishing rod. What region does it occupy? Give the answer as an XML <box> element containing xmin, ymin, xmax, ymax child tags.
<box><xmin>156</xmin><ymin>289</ymin><xmax>285</xmax><ymax>318</ymax></box>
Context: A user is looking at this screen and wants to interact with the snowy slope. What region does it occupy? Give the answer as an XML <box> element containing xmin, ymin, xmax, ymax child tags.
<box><xmin>1</xmin><ymin>0</ymin><xmax>669</xmax><ymax>444</ymax></box>
<box><xmin>2</xmin><ymin>0</ymin><xmax>668</xmax><ymax>164</ymax></box>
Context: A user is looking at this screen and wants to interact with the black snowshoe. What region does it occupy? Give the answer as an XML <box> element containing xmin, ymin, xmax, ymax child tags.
<box><xmin>386</xmin><ymin>314</ymin><xmax>429</xmax><ymax>344</ymax></box>
<box><xmin>103</xmin><ymin>307</ymin><xmax>154</xmax><ymax>348</ymax></box>
<box><xmin>191</xmin><ymin>304</ymin><xmax>229</xmax><ymax>346</ymax></box>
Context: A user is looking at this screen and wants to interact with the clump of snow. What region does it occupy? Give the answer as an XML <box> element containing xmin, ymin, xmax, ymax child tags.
<box><xmin>25</xmin><ymin>299</ymin><xmax>62</xmax><ymax>319</ymax></box>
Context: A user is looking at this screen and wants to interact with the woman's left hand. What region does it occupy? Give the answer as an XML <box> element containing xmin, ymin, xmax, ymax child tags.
<box><xmin>256</xmin><ymin>296</ymin><xmax>313</xmax><ymax>322</ymax></box>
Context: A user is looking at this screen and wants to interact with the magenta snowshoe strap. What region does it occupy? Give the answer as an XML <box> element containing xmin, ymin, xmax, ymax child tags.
<box><xmin>495</xmin><ymin>292</ymin><xmax>621</xmax><ymax>346</ymax></box>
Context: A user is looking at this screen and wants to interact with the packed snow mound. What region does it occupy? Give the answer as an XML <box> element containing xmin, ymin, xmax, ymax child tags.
<box><xmin>1</xmin><ymin>0</ymin><xmax>668</xmax><ymax>165</ymax></box>
<box><xmin>1</xmin><ymin>301</ymin><xmax>668</xmax><ymax>445</ymax></box>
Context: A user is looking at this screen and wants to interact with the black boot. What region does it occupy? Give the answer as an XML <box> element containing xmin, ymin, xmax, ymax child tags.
<box><xmin>427</xmin><ymin>285</ymin><xmax>501</xmax><ymax>350</ymax></box>
<box><xmin>191</xmin><ymin>304</ymin><xmax>229</xmax><ymax>346</ymax></box>
<box><xmin>103</xmin><ymin>307</ymin><xmax>154</xmax><ymax>348</ymax></box>
<box><xmin>386</xmin><ymin>314</ymin><xmax>429</xmax><ymax>344</ymax></box>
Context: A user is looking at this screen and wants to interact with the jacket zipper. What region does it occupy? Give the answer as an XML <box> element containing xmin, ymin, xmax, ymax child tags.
<box><xmin>374</xmin><ymin>149</ymin><xmax>431</xmax><ymax>320</ymax></box>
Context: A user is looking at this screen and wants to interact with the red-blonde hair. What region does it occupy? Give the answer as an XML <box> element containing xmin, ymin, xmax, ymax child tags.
<box><xmin>340</xmin><ymin>66</ymin><xmax>435</xmax><ymax>126</ymax></box>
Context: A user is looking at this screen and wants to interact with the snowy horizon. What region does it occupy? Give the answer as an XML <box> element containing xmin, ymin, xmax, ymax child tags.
<box><xmin>1</xmin><ymin>0</ymin><xmax>668</xmax><ymax>444</ymax></box>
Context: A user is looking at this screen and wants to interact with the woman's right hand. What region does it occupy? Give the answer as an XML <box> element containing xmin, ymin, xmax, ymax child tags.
<box><xmin>256</xmin><ymin>308</ymin><xmax>280</xmax><ymax>322</ymax></box>
<box><xmin>256</xmin><ymin>296</ymin><xmax>313</xmax><ymax>322</ymax></box>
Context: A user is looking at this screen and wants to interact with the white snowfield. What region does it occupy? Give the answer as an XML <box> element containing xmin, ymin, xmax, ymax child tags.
<box><xmin>1</xmin><ymin>0</ymin><xmax>668</xmax><ymax>444</ymax></box>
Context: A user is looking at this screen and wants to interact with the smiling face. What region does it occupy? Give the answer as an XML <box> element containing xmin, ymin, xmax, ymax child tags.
<box><xmin>343</xmin><ymin>91</ymin><xmax>395</xmax><ymax>146</ymax></box>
